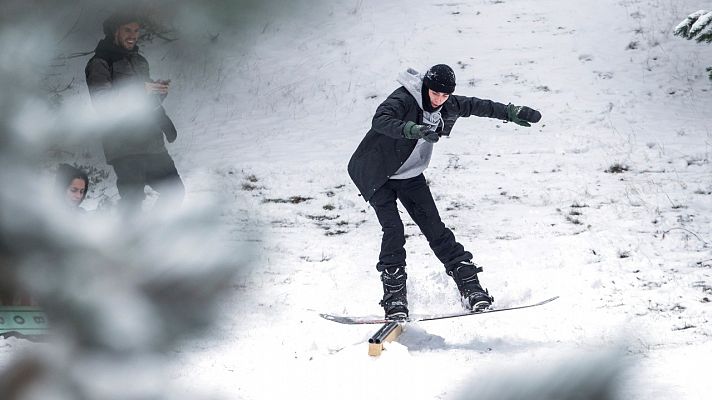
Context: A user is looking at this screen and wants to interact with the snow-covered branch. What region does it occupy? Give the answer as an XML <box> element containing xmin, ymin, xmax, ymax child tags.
<box><xmin>674</xmin><ymin>9</ymin><xmax>712</xmax><ymax>43</ymax></box>
<box><xmin>674</xmin><ymin>10</ymin><xmax>712</xmax><ymax>80</ymax></box>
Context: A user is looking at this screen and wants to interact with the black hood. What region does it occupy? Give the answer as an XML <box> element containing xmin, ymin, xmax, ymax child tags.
<box><xmin>93</xmin><ymin>38</ymin><xmax>139</xmax><ymax>63</ymax></box>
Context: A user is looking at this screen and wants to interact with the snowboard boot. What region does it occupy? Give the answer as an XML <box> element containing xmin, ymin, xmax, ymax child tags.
<box><xmin>379</xmin><ymin>266</ymin><xmax>408</xmax><ymax>321</ymax></box>
<box><xmin>447</xmin><ymin>260</ymin><xmax>494</xmax><ymax>311</ymax></box>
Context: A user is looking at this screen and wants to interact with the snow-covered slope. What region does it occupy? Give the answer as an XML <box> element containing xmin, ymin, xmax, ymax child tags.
<box><xmin>3</xmin><ymin>0</ymin><xmax>712</xmax><ymax>399</ymax></box>
<box><xmin>162</xmin><ymin>1</ymin><xmax>711</xmax><ymax>398</ymax></box>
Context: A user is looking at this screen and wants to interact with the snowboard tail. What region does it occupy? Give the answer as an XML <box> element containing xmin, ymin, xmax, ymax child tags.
<box><xmin>320</xmin><ymin>296</ymin><xmax>559</xmax><ymax>325</ymax></box>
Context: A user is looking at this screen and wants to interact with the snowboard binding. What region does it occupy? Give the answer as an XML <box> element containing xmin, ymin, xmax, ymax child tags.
<box><xmin>448</xmin><ymin>261</ymin><xmax>494</xmax><ymax>311</ymax></box>
<box><xmin>379</xmin><ymin>266</ymin><xmax>408</xmax><ymax>320</ymax></box>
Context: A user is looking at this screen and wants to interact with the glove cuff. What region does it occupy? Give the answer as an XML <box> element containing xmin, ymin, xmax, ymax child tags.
<box><xmin>403</xmin><ymin>121</ymin><xmax>417</xmax><ymax>138</ymax></box>
<box><xmin>506</xmin><ymin>103</ymin><xmax>530</xmax><ymax>127</ymax></box>
<box><xmin>506</xmin><ymin>103</ymin><xmax>518</xmax><ymax>121</ymax></box>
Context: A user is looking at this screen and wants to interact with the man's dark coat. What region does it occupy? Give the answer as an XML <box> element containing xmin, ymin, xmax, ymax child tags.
<box><xmin>85</xmin><ymin>39</ymin><xmax>174</xmax><ymax>163</ymax></box>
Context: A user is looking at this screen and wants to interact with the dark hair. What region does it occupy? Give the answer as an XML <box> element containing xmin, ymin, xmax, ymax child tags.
<box><xmin>102</xmin><ymin>12</ymin><xmax>143</xmax><ymax>37</ymax></box>
<box><xmin>56</xmin><ymin>164</ymin><xmax>89</xmax><ymax>202</ymax></box>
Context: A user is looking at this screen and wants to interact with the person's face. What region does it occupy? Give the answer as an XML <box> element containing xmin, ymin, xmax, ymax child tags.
<box><xmin>65</xmin><ymin>178</ymin><xmax>86</xmax><ymax>207</ymax></box>
<box><xmin>114</xmin><ymin>22</ymin><xmax>140</xmax><ymax>50</ymax></box>
<box><xmin>428</xmin><ymin>89</ymin><xmax>450</xmax><ymax>108</ymax></box>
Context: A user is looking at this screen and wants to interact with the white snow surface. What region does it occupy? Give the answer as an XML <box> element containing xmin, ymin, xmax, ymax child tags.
<box><xmin>3</xmin><ymin>0</ymin><xmax>712</xmax><ymax>399</ymax></box>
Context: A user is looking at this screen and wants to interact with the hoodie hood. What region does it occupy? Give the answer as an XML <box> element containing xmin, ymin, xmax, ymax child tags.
<box><xmin>397</xmin><ymin>68</ymin><xmax>426</xmax><ymax>110</ymax></box>
<box><xmin>396</xmin><ymin>67</ymin><xmax>443</xmax><ymax>131</ymax></box>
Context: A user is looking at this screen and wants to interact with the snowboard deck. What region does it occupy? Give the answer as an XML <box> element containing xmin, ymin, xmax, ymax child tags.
<box><xmin>320</xmin><ymin>295</ymin><xmax>559</xmax><ymax>325</ymax></box>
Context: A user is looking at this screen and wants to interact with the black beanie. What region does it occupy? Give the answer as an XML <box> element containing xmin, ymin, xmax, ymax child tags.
<box><xmin>102</xmin><ymin>12</ymin><xmax>142</xmax><ymax>37</ymax></box>
<box><xmin>423</xmin><ymin>64</ymin><xmax>456</xmax><ymax>94</ymax></box>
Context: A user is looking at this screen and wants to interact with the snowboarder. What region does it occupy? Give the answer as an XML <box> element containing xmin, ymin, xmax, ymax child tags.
<box><xmin>85</xmin><ymin>12</ymin><xmax>184</xmax><ymax>213</ymax></box>
<box><xmin>348</xmin><ymin>64</ymin><xmax>542</xmax><ymax>320</ymax></box>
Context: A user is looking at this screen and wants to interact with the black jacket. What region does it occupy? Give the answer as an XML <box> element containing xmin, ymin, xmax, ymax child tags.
<box><xmin>85</xmin><ymin>39</ymin><xmax>173</xmax><ymax>163</ymax></box>
<box><xmin>347</xmin><ymin>86</ymin><xmax>509</xmax><ymax>201</ymax></box>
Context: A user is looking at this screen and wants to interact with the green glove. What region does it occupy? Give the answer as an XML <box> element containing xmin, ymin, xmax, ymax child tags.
<box><xmin>506</xmin><ymin>103</ymin><xmax>542</xmax><ymax>127</ymax></box>
<box><xmin>403</xmin><ymin>121</ymin><xmax>439</xmax><ymax>143</ymax></box>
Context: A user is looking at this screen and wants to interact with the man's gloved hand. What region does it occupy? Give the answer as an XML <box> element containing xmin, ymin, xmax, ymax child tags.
<box><xmin>506</xmin><ymin>103</ymin><xmax>542</xmax><ymax>127</ymax></box>
<box><xmin>403</xmin><ymin>121</ymin><xmax>440</xmax><ymax>143</ymax></box>
<box><xmin>422</xmin><ymin>130</ymin><xmax>439</xmax><ymax>143</ymax></box>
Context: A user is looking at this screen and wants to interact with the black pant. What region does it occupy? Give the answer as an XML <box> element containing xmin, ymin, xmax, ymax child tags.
<box><xmin>110</xmin><ymin>152</ymin><xmax>184</xmax><ymax>212</ymax></box>
<box><xmin>368</xmin><ymin>174</ymin><xmax>471</xmax><ymax>272</ymax></box>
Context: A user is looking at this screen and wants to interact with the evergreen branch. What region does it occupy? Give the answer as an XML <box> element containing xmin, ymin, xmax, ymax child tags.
<box><xmin>674</xmin><ymin>10</ymin><xmax>710</xmax><ymax>39</ymax></box>
<box><xmin>674</xmin><ymin>10</ymin><xmax>712</xmax><ymax>80</ymax></box>
<box><xmin>689</xmin><ymin>10</ymin><xmax>712</xmax><ymax>38</ymax></box>
<box><xmin>695</xmin><ymin>27</ymin><xmax>712</xmax><ymax>43</ymax></box>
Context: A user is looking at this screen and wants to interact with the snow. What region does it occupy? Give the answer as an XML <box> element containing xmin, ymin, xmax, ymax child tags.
<box><xmin>2</xmin><ymin>0</ymin><xmax>712</xmax><ymax>399</ymax></box>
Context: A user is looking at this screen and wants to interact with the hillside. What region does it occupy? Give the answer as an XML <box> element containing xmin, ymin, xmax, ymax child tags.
<box><xmin>2</xmin><ymin>0</ymin><xmax>711</xmax><ymax>399</ymax></box>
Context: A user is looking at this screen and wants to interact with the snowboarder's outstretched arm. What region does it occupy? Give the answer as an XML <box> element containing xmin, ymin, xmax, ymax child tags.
<box><xmin>451</xmin><ymin>95</ymin><xmax>508</xmax><ymax>120</ymax></box>
<box><xmin>450</xmin><ymin>95</ymin><xmax>541</xmax><ymax>127</ymax></box>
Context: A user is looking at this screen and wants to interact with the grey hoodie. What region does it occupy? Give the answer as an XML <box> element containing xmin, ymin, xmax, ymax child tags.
<box><xmin>391</xmin><ymin>68</ymin><xmax>443</xmax><ymax>180</ymax></box>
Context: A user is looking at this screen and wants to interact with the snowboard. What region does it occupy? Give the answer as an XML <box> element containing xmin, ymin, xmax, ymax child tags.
<box><xmin>320</xmin><ymin>295</ymin><xmax>559</xmax><ymax>325</ymax></box>
<box><xmin>0</xmin><ymin>306</ymin><xmax>49</xmax><ymax>339</ymax></box>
